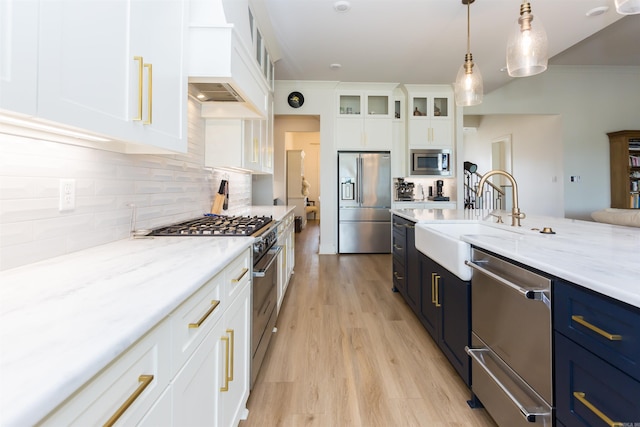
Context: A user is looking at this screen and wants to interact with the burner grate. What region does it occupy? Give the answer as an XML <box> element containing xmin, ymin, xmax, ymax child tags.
<box><xmin>149</xmin><ymin>215</ymin><xmax>273</xmax><ymax>237</ymax></box>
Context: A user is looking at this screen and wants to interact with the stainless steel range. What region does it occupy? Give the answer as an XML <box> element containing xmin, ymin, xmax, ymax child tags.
<box><xmin>149</xmin><ymin>214</ymin><xmax>281</xmax><ymax>388</ymax></box>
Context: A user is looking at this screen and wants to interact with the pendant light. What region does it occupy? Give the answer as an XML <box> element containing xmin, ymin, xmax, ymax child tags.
<box><xmin>506</xmin><ymin>0</ymin><xmax>548</xmax><ymax>77</ymax></box>
<box><xmin>454</xmin><ymin>0</ymin><xmax>483</xmax><ymax>107</ymax></box>
<box><xmin>615</xmin><ymin>0</ymin><xmax>640</xmax><ymax>14</ymax></box>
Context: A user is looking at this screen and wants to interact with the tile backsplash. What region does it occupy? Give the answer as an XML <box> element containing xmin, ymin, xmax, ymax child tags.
<box><xmin>0</xmin><ymin>99</ymin><xmax>251</xmax><ymax>271</ymax></box>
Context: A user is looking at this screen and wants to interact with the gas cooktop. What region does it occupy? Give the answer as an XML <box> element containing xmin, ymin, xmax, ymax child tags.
<box><xmin>148</xmin><ymin>215</ymin><xmax>274</xmax><ymax>237</ymax></box>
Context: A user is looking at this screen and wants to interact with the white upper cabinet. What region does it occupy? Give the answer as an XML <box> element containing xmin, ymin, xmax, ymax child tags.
<box><xmin>204</xmin><ymin>118</ymin><xmax>271</xmax><ymax>173</ymax></box>
<box><xmin>36</xmin><ymin>0</ymin><xmax>187</xmax><ymax>153</ymax></box>
<box><xmin>336</xmin><ymin>83</ymin><xmax>398</xmax><ymax>150</ymax></box>
<box><xmin>0</xmin><ymin>0</ymin><xmax>38</xmax><ymax>116</ymax></box>
<box><xmin>404</xmin><ymin>84</ymin><xmax>454</xmax><ymax>148</ymax></box>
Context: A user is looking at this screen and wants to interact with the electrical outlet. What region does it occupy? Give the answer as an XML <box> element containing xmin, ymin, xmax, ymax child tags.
<box><xmin>59</xmin><ymin>179</ymin><xmax>76</xmax><ymax>212</ymax></box>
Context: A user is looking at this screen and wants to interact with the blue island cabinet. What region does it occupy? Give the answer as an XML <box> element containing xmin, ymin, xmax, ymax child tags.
<box><xmin>554</xmin><ymin>280</ymin><xmax>640</xmax><ymax>427</ymax></box>
<box><xmin>391</xmin><ymin>215</ymin><xmax>471</xmax><ymax>387</ymax></box>
<box><xmin>419</xmin><ymin>253</ymin><xmax>471</xmax><ymax>386</ymax></box>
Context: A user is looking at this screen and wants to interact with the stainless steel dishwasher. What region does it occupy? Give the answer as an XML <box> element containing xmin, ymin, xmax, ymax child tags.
<box><xmin>465</xmin><ymin>248</ymin><xmax>553</xmax><ymax>427</ymax></box>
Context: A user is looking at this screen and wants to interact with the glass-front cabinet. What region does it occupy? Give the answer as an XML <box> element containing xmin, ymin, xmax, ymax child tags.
<box><xmin>336</xmin><ymin>83</ymin><xmax>399</xmax><ymax>150</ymax></box>
<box><xmin>404</xmin><ymin>84</ymin><xmax>454</xmax><ymax>148</ymax></box>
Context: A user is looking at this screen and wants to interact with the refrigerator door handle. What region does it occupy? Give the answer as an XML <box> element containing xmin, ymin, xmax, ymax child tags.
<box><xmin>357</xmin><ymin>156</ymin><xmax>362</xmax><ymax>205</ymax></box>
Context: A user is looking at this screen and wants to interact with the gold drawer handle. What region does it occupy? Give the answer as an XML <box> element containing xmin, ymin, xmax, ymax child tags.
<box><xmin>227</xmin><ymin>329</ymin><xmax>235</xmax><ymax>382</ymax></box>
<box><xmin>188</xmin><ymin>300</ymin><xmax>220</xmax><ymax>328</ymax></box>
<box><xmin>571</xmin><ymin>315</ymin><xmax>622</xmax><ymax>341</ymax></box>
<box><xmin>220</xmin><ymin>336</ymin><xmax>230</xmax><ymax>392</ymax></box>
<box><xmin>434</xmin><ymin>275</ymin><xmax>441</xmax><ymax>307</ymax></box>
<box><xmin>431</xmin><ymin>273</ymin><xmax>437</xmax><ymax>304</ymax></box>
<box><xmin>573</xmin><ymin>392</ymin><xmax>623</xmax><ymax>427</ymax></box>
<box><xmin>103</xmin><ymin>374</ymin><xmax>154</xmax><ymax>427</ymax></box>
<box><xmin>393</xmin><ymin>271</ymin><xmax>404</xmax><ymax>280</ymax></box>
<box><xmin>231</xmin><ymin>267</ymin><xmax>249</xmax><ymax>283</ymax></box>
<box><xmin>133</xmin><ymin>56</ymin><xmax>143</xmax><ymax>121</ymax></box>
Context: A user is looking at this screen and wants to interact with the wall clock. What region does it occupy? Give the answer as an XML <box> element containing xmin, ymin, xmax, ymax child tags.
<box><xmin>287</xmin><ymin>92</ymin><xmax>304</xmax><ymax>108</ymax></box>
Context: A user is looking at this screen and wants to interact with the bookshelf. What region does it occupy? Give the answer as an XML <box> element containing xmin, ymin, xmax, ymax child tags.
<box><xmin>608</xmin><ymin>130</ymin><xmax>640</xmax><ymax>209</ymax></box>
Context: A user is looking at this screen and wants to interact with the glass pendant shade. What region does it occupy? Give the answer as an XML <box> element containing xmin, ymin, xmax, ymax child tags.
<box><xmin>506</xmin><ymin>1</ymin><xmax>548</xmax><ymax>77</ymax></box>
<box><xmin>455</xmin><ymin>55</ymin><xmax>483</xmax><ymax>106</ymax></box>
<box><xmin>454</xmin><ymin>0</ymin><xmax>482</xmax><ymax>107</ymax></box>
<box><xmin>615</xmin><ymin>0</ymin><xmax>640</xmax><ymax>14</ymax></box>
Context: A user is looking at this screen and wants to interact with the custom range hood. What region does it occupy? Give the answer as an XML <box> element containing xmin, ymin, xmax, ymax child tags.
<box><xmin>188</xmin><ymin>24</ymin><xmax>269</xmax><ymax>119</ymax></box>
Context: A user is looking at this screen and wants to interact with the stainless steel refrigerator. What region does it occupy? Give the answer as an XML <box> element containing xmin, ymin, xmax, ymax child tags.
<box><xmin>338</xmin><ymin>151</ymin><xmax>391</xmax><ymax>253</ymax></box>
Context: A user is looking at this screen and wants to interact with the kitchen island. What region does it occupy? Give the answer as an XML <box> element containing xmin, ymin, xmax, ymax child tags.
<box><xmin>0</xmin><ymin>206</ymin><xmax>294</xmax><ymax>427</ymax></box>
<box><xmin>393</xmin><ymin>207</ymin><xmax>640</xmax><ymax>426</ymax></box>
<box><xmin>392</xmin><ymin>208</ymin><xmax>640</xmax><ymax>307</ymax></box>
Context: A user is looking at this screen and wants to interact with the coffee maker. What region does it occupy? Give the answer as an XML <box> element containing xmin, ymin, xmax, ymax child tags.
<box><xmin>394</xmin><ymin>178</ymin><xmax>415</xmax><ymax>201</ymax></box>
<box><xmin>431</xmin><ymin>179</ymin><xmax>450</xmax><ymax>201</ymax></box>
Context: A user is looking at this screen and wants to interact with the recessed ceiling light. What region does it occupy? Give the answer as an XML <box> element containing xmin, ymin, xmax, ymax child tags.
<box><xmin>330</xmin><ymin>63</ymin><xmax>342</xmax><ymax>70</ymax></box>
<box><xmin>334</xmin><ymin>1</ymin><xmax>351</xmax><ymax>13</ymax></box>
<box><xmin>586</xmin><ymin>6</ymin><xmax>609</xmax><ymax>16</ymax></box>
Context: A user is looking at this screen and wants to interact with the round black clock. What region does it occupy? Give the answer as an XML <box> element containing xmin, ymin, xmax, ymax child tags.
<box><xmin>287</xmin><ymin>91</ymin><xmax>304</xmax><ymax>108</ymax></box>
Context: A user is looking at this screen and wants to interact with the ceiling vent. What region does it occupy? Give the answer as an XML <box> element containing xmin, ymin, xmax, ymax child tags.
<box><xmin>188</xmin><ymin>82</ymin><xmax>245</xmax><ymax>102</ymax></box>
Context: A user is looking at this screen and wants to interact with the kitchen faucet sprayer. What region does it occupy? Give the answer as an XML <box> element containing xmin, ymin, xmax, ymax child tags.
<box><xmin>477</xmin><ymin>170</ymin><xmax>526</xmax><ymax>226</ymax></box>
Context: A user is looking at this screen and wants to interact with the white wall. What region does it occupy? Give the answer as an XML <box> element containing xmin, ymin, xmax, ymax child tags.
<box><xmin>465</xmin><ymin>65</ymin><xmax>640</xmax><ymax>220</ymax></box>
<box><xmin>274</xmin><ymin>81</ymin><xmax>337</xmax><ymax>253</ymax></box>
<box><xmin>463</xmin><ymin>115</ymin><xmax>564</xmax><ymax>217</ymax></box>
<box><xmin>0</xmin><ymin>98</ymin><xmax>252</xmax><ymax>271</ymax></box>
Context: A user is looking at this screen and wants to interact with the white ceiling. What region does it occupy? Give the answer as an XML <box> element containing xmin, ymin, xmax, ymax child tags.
<box><xmin>252</xmin><ymin>0</ymin><xmax>640</xmax><ymax>94</ymax></box>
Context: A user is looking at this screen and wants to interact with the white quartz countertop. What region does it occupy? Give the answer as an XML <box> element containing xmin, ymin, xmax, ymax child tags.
<box><xmin>225</xmin><ymin>205</ymin><xmax>294</xmax><ymax>222</ymax></box>
<box><xmin>392</xmin><ymin>208</ymin><xmax>640</xmax><ymax>308</ymax></box>
<box><xmin>0</xmin><ymin>235</ymin><xmax>254</xmax><ymax>427</ymax></box>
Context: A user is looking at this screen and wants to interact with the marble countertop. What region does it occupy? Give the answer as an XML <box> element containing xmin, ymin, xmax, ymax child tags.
<box><xmin>225</xmin><ymin>205</ymin><xmax>294</xmax><ymax>221</ymax></box>
<box><xmin>392</xmin><ymin>208</ymin><xmax>640</xmax><ymax>308</ymax></box>
<box><xmin>0</xmin><ymin>233</ymin><xmax>257</xmax><ymax>426</ymax></box>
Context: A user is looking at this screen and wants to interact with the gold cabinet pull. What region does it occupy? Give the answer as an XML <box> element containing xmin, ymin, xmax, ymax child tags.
<box><xmin>431</xmin><ymin>273</ymin><xmax>437</xmax><ymax>304</ymax></box>
<box><xmin>393</xmin><ymin>271</ymin><xmax>404</xmax><ymax>280</ymax></box>
<box><xmin>573</xmin><ymin>392</ymin><xmax>623</xmax><ymax>427</ymax></box>
<box><xmin>103</xmin><ymin>374</ymin><xmax>154</xmax><ymax>427</ymax></box>
<box><xmin>434</xmin><ymin>275</ymin><xmax>441</xmax><ymax>307</ymax></box>
<box><xmin>227</xmin><ymin>329</ymin><xmax>235</xmax><ymax>382</ymax></box>
<box><xmin>571</xmin><ymin>315</ymin><xmax>622</xmax><ymax>341</ymax></box>
<box><xmin>143</xmin><ymin>63</ymin><xmax>152</xmax><ymax>124</ymax></box>
<box><xmin>231</xmin><ymin>267</ymin><xmax>249</xmax><ymax>283</ymax></box>
<box><xmin>188</xmin><ymin>300</ymin><xmax>220</xmax><ymax>328</ymax></box>
<box><xmin>133</xmin><ymin>56</ymin><xmax>143</xmax><ymax>121</ymax></box>
<box><xmin>220</xmin><ymin>336</ymin><xmax>230</xmax><ymax>392</ymax></box>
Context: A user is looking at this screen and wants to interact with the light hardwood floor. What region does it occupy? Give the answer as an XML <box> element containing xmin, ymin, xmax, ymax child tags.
<box><xmin>240</xmin><ymin>220</ymin><xmax>497</xmax><ymax>427</ymax></box>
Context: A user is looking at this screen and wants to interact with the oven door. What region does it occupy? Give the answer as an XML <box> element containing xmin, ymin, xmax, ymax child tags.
<box><xmin>251</xmin><ymin>245</ymin><xmax>282</xmax><ymax>387</ymax></box>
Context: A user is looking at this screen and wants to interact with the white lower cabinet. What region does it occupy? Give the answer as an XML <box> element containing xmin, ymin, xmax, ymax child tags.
<box><xmin>170</xmin><ymin>248</ymin><xmax>251</xmax><ymax>427</ymax></box>
<box><xmin>38</xmin><ymin>249</ymin><xmax>251</xmax><ymax>427</ymax></box>
<box><xmin>137</xmin><ymin>387</ymin><xmax>172</xmax><ymax>427</ymax></box>
<box><xmin>172</xmin><ymin>321</ymin><xmax>222</xmax><ymax>426</ymax></box>
<box><xmin>219</xmin><ymin>282</ymin><xmax>251</xmax><ymax>427</ymax></box>
<box><xmin>276</xmin><ymin>211</ymin><xmax>295</xmax><ymax>314</ymax></box>
<box><xmin>39</xmin><ymin>323</ymin><xmax>172</xmax><ymax>427</ymax></box>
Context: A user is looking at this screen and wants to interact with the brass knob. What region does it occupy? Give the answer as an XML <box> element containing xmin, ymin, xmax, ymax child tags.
<box><xmin>540</xmin><ymin>227</ymin><xmax>556</xmax><ymax>234</ymax></box>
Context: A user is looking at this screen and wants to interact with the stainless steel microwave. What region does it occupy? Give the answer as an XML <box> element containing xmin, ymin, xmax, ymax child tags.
<box><xmin>410</xmin><ymin>149</ymin><xmax>451</xmax><ymax>176</ymax></box>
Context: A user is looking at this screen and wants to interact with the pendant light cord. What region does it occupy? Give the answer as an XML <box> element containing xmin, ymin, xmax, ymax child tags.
<box><xmin>466</xmin><ymin>0</ymin><xmax>471</xmax><ymax>55</ymax></box>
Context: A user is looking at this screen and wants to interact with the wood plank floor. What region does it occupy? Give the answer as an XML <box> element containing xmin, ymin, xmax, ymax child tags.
<box><xmin>240</xmin><ymin>220</ymin><xmax>497</xmax><ymax>427</ymax></box>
